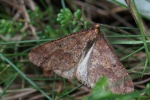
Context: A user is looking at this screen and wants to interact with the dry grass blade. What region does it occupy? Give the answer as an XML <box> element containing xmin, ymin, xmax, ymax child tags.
<box><xmin>125</xmin><ymin>0</ymin><xmax>150</xmax><ymax>37</ymax></box>
<box><xmin>125</xmin><ymin>0</ymin><xmax>150</xmax><ymax>64</ymax></box>
<box><xmin>2</xmin><ymin>88</ymin><xmax>37</xmax><ymax>100</ymax></box>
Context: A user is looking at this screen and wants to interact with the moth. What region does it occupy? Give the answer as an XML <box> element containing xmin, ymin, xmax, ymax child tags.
<box><xmin>29</xmin><ymin>24</ymin><xmax>134</xmax><ymax>93</ymax></box>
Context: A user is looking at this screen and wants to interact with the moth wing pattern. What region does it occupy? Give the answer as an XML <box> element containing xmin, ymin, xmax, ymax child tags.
<box><xmin>76</xmin><ymin>26</ymin><xmax>134</xmax><ymax>93</ymax></box>
<box><xmin>89</xmin><ymin>34</ymin><xmax>134</xmax><ymax>93</ymax></box>
<box><xmin>54</xmin><ymin>66</ymin><xmax>77</xmax><ymax>80</ymax></box>
<box><xmin>29</xmin><ymin>28</ymin><xmax>96</xmax><ymax>71</ymax></box>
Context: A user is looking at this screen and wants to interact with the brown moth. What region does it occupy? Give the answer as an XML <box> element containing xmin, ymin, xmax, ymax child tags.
<box><xmin>29</xmin><ymin>24</ymin><xmax>134</xmax><ymax>93</ymax></box>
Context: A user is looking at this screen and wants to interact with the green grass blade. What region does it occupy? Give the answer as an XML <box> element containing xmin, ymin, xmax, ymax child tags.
<box><xmin>121</xmin><ymin>46</ymin><xmax>144</xmax><ymax>61</ymax></box>
<box><xmin>142</xmin><ymin>59</ymin><xmax>148</xmax><ymax>77</ymax></box>
<box><xmin>111</xmin><ymin>40</ymin><xmax>150</xmax><ymax>44</ymax></box>
<box><xmin>61</xmin><ymin>0</ymin><xmax>66</xmax><ymax>8</ymax></box>
<box><xmin>0</xmin><ymin>39</ymin><xmax>55</xmax><ymax>45</ymax></box>
<box><xmin>132</xmin><ymin>0</ymin><xmax>150</xmax><ymax>63</ymax></box>
<box><xmin>0</xmin><ymin>53</ymin><xmax>52</xmax><ymax>100</ymax></box>
<box><xmin>107</xmin><ymin>34</ymin><xmax>150</xmax><ymax>38</ymax></box>
<box><xmin>0</xmin><ymin>73</ymin><xmax>19</xmax><ymax>97</ymax></box>
<box><xmin>56</xmin><ymin>84</ymin><xmax>83</xmax><ymax>100</ymax></box>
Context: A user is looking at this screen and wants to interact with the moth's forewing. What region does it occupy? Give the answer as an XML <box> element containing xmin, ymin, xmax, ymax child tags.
<box><xmin>29</xmin><ymin>28</ymin><xmax>96</xmax><ymax>71</ymax></box>
<box><xmin>76</xmin><ymin>26</ymin><xmax>134</xmax><ymax>93</ymax></box>
<box><xmin>91</xmin><ymin>35</ymin><xmax>134</xmax><ymax>93</ymax></box>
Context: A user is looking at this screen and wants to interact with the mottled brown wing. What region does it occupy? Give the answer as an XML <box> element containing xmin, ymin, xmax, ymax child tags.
<box><xmin>88</xmin><ymin>34</ymin><xmax>134</xmax><ymax>93</ymax></box>
<box><xmin>29</xmin><ymin>28</ymin><xmax>96</xmax><ymax>71</ymax></box>
<box><xmin>76</xmin><ymin>28</ymin><xmax>134</xmax><ymax>93</ymax></box>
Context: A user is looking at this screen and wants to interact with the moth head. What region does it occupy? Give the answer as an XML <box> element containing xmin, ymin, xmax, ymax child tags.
<box><xmin>94</xmin><ymin>24</ymin><xmax>100</xmax><ymax>34</ymax></box>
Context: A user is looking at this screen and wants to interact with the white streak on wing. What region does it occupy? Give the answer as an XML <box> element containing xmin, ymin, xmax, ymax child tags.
<box><xmin>76</xmin><ymin>43</ymin><xmax>95</xmax><ymax>87</ymax></box>
<box><xmin>54</xmin><ymin>66</ymin><xmax>77</xmax><ymax>80</ymax></box>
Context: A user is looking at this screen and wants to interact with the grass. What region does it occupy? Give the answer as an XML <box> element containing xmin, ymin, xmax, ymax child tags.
<box><xmin>0</xmin><ymin>0</ymin><xmax>150</xmax><ymax>100</ymax></box>
<box><xmin>0</xmin><ymin>53</ymin><xmax>52</xmax><ymax>100</ymax></box>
